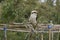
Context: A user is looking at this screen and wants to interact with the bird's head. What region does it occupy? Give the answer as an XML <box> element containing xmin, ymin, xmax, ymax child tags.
<box><xmin>31</xmin><ymin>10</ymin><xmax>37</xmax><ymax>14</ymax></box>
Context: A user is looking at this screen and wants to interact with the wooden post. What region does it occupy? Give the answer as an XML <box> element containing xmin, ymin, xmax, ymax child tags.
<box><xmin>52</xmin><ymin>32</ymin><xmax>53</xmax><ymax>40</ymax></box>
<box><xmin>48</xmin><ymin>20</ymin><xmax>53</xmax><ymax>40</ymax></box>
<box><xmin>49</xmin><ymin>29</ymin><xmax>51</xmax><ymax>40</ymax></box>
<box><xmin>4</xmin><ymin>25</ymin><xmax>7</xmax><ymax>40</ymax></box>
<box><xmin>41</xmin><ymin>33</ymin><xmax>43</xmax><ymax>40</ymax></box>
<box><xmin>57</xmin><ymin>29</ymin><xmax>59</xmax><ymax>40</ymax></box>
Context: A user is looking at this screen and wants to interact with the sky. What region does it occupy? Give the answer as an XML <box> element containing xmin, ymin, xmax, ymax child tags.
<box><xmin>25</xmin><ymin>0</ymin><xmax>57</xmax><ymax>6</ymax></box>
<box><xmin>40</xmin><ymin>0</ymin><xmax>45</xmax><ymax>2</ymax></box>
<box><xmin>40</xmin><ymin>0</ymin><xmax>56</xmax><ymax>6</ymax></box>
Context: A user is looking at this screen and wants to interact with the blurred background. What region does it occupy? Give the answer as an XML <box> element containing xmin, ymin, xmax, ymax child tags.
<box><xmin>0</xmin><ymin>0</ymin><xmax>60</xmax><ymax>24</ymax></box>
<box><xmin>0</xmin><ymin>0</ymin><xmax>60</xmax><ymax>40</ymax></box>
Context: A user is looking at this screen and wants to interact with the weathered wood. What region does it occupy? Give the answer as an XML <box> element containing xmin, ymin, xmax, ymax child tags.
<box><xmin>0</xmin><ymin>23</ymin><xmax>60</xmax><ymax>31</ymax></box>
<box><xmin>52</xmin><ymin>32</ymin><xmax>53</xmax><ymax>40</ymax></box>
<box><xmin>0</xmin><ymin>23</ymin><xmax>60</xmax><ymax>40</ymax></box>
<box><xmin>41</xmin><ymin>33</ymin><xmax>43</xmax><ymax>40</ymax></box>
<box><xmin>49</xmin><ymin>29</ymin><xmax>52</xmax><ymax>40</ymax></box>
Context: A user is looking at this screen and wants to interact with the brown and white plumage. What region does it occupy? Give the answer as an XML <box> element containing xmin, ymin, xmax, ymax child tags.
<box><xmin>29</xmin><ymin>10</ymin><xmax>37</xmax><ymax>28</ymax></box>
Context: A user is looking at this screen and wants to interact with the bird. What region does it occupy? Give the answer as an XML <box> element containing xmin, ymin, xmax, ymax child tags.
<box><xmin>29</xmin><ymin>10</ymin><xmax>37</xmax><ymax>29</ymax></box>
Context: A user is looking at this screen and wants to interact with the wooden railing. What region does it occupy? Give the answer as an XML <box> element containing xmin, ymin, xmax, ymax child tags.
<box><xmin>0</xmin><ymin>23</ymin><xmax>60</xmax><ymax>40</ymax></box>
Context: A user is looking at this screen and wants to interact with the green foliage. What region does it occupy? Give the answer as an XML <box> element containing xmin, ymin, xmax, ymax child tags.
<box><xmin>0</xmin><ymin>0</ymin><xmax>60</xmax><ymax>24</ymax></box>
<box><xmin>1</xmin><ymin>0</ymin><xmax>15</xmax><ymax>23</ymax></box>
<box><xmin>1</xmin><ymin>0</ymin><xmax>39</xmax><ymax>23</ymax></box>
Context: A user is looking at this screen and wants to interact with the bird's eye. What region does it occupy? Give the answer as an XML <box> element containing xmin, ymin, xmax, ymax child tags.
<box><xmin>33</xmin><ymin>12</ymin><xmax>36</xmax><ymax>13</ymax></box>
<box><xmin>32</xmin><ymin>12</ymin><xmax>37</xmax><ymax>14</ymax></box>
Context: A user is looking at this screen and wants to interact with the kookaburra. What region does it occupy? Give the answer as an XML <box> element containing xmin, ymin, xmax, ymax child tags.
<box><xmin>29</xmin><ymin>10</ymin><xmax>37</xmax><ymax>28</ymax></box>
